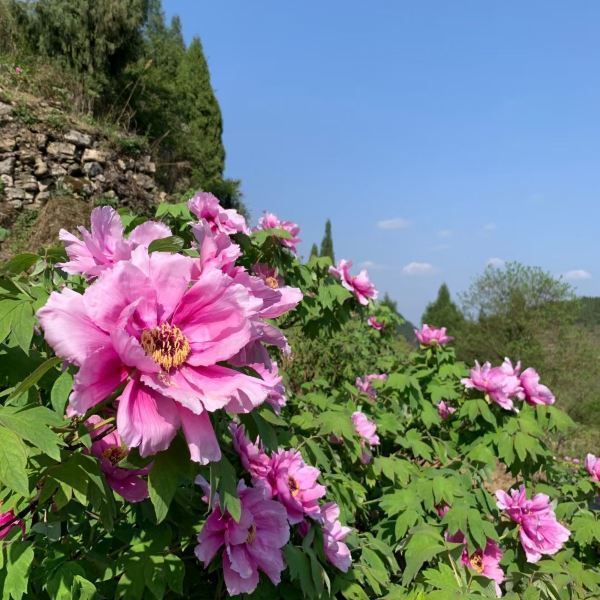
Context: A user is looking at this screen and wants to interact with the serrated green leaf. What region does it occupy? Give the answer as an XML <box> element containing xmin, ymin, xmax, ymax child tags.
<box><xmin>0</xmin><ymin>427</ymin><xmax>29</xmax><ymax>496</ymax></box>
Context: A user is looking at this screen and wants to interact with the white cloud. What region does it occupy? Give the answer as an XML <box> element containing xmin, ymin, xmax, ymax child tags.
<box><xmin>402</xmin><ymin>261</ymin><xmax>435</xmax><ymax>276</ymax></box>
<box><xmin>377</xmin><ymin>218</ymin><xmax>410</xmax><ymax>230</ymax></box>
<box><xmin>438</xmin><ymin>229</ymin><xmax>452</xmax><ymax>238</ymax></box>
<box><xmin>483</xmin><ymin>222</ymin><xmax>496</xmax><ymax>232</ymax></box>
<box><xmin>563</xmin><ymin>269</ymin><xmax>592</xmax><ymax>281</ymax></box>
<box><xmin>487</xmin><ymin>257</ymin><xmax>505</xmax><ymax>268</ymax></box>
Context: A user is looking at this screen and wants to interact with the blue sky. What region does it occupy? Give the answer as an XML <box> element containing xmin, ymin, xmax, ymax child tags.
<box><xmin>164</xmin><ymin>1</ymin><xmax>600</xmax><ymax>323</ymax></box>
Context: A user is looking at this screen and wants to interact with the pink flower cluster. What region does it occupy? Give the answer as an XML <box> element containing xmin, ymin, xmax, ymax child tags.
<box><xmin>329</xmin><ymin>260</ymin><xmax>377</xmax><ymax>305</ymax></box>
<box><xmin>352</xmin><ymin>411</ymin><xmax>380</xmax><ymax>464</ymax></box>
<box><xmin>496</xmin><ymin>486</ymin><xmax>570</xmax><ymax>563</ymax></box>
<box><xmin>355</xmin><ymin>373</ymin><xmax>387</xmax><ymax>400</ymax></box>
<box><xmin>38</xmin><ymin>197</ymin><xmax>302</xmax><ymax>467</ymax></box>
<box><xmin>462</xmin><ymin>359</ymin><xmax>555</xmax><ymax>412</ymax></box>
<box><xmin>255</xmin><ymin>212</ymin><xmax>301</xmax><ymax>254</ymax></box>
<box><xmin>585</xmin><ymin>454</ymin><xmax>600</xmax><ymax>482</ymax></box>
<box><xmin>437</xmin><ymin>400</ymin><xmax>456</xmax><ymax>420</ymax></box>
<box><xmin>0</xmin><ymin>509</ymin><xmax>24</xmax><ymax>540</ymax></box>
<box><xmin>228</xmin><ymin>424</ymin><xmax>352</xmax><ymax>580</ymax></box>
<box><xmin>86</xmin><ymin>415</ymin><xmax>150</xmax><ymax>503</ymax></box>
<box><xmin>414</xmin><ymin>324</ymin><xmax>453</xmax><ymax>346</ymax></box>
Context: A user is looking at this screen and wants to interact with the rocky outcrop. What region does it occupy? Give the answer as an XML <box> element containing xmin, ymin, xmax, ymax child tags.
<box><xmin>0</xmin><ymin>93</ymin><xmax>167</xmax><ymax>237</ymax></box>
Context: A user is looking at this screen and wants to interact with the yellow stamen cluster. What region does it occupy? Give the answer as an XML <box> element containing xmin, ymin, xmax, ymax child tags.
<box><xmin>141</xmin><ymin>323</ymin><xmax>190</xmax><ymax>371</ymax></box>
<box><xmin>246</xmin><ymin>522</ymin><xmax>257</xmax><ymax>544</ymax></box>
<box><xmin>265</xmin><ymin>276</ymin><xmax>279</xmax><ymax>289</ymax></box>
<box><xmin>288</xmin><ymin>476</ymin><xmax>300</xmax><ymax>497</ymax></box>
<box><xmin>469</xmin><ymin>553</ymin><xmax>484</xmax><ymax>574</ymax></box>
<box><xmin>102</xmin><ymin>446</ymin><xmax>128</xmax><ymax>466</ymax></box>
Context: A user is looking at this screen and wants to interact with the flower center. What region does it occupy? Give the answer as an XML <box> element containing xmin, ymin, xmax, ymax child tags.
<box><xmin>102</xmin><ymin>446</ymin><xmax>127</xmax><ymax>466</ymax></box>
<box><xmin>141</xmin><ymin>323</ymin><xmax>190</xmax><ymax>371</ymax></box>
<box><xmin>246</xmin><ymin>522</ymin><xmax>257</xmax><ymax>544</ymax></box>
<box><xmin>265</xmin><ymin>276</ymin><xmax>279</xmax><ymax>289</ymax></box>
<box><xmin>288</xmin><ymin>476</ymin><xmax>300</xmax><ymax>497</ymax></box>
<box><xmin>469</xmin><ymin>552</ymin><xmax>484</xmax><ymax>574</ymax></box>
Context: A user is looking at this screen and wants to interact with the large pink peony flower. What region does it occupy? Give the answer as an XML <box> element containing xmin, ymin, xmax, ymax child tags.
<box><xmin>38</xmin><ymin>248</ymin><xmax>278</xmax><ymax>463</ymax></box>
<box><xmin>58</xmin><ymin>206</ymin><xmax>171</xmax><ymax>278</ymax></box>
<box><xmin>321</xmin><ymin>502</ymin><xmax>352</xmax><ymax>572</ymax></box>
<box><xmin>352</xmin><ymin>411</ymin><xmax>380</xmax><ymax>464</ymax></box>
<box><xmin>462</xmin><ymin>359</ymin><xmax>523</xmax><ymax>412</ymax></box>
<box><xmin>367</xmin><ymin>316</ymin><xmax>384</xmax><ymax>331</ymax></box>
<box><xmin>0</xmin><ymin>509</ymin><xmax>25</xmax><ymax>540</ymax></box>
<box><xmin>255</xmin><ymin>212</ymin><xmax>301</xmax><ymax>253</ymax></box>
<box><xmin>251</xmin><ymin>264</ymin><xmax>303</xmax><ymax>318</ymax></box>
<box><xmin>496</xmin><ymin>485</ymin><xmax>570</xmax><ymax>563</ymax></box>
<box><xmin>86</xmin><ymin>415</ymin><xmax>150</xmax><ymax>503</ymax></box>
<box><xmin>191</xmin><ymin>219</ymin><xmax>240</xmax><ymax>275</ymax></box>
<box><xmin>188</xmin><ymin>192</ymin><xmax>249</xmax><ymax>235</ymax></box>
<box><xmin>519</xmin><ymin>367</ymin><xmax>555</xmax><ymax>406</ymax></box>
<box><xmin>414</xmin><ymin>324</ymin><xmax>453</xmax><ymax>346</ymax></box>
<box><xmin>267</xmin><ymin>449</ymin><xmax>327</xmax><ymax>524</ymax></box>
<box><xmin>230</xmin><ymin>423</ymin><xmax>271</xmax><ymax>481</ymax></box>
<box><xmin>447</xmin><ymin>532</ymin><xmax>504</xmax><ymax>597</ymax></box>
<box><xmin>329</xmin><ymin>259</ymin><xmax>377</xmax><ymax>306</ymax></box>
<box><xmin>585</xmin><ymin>453</ymin><xmax>600</xmax><ymax>482</ymax></box>
<box><xmin>195</xmin><ymin>482</ymin><xmax>290</xmax><ymax>596</ymax></box>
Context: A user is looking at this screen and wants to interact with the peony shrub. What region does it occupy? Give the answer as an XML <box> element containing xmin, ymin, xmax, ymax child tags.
<box><xmin>0</xmin><ymin>193</ymin><xmax>597</xmax><ymax>598</ymax></box>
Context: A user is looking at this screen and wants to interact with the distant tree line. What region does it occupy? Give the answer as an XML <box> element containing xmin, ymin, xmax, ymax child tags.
<box><xmin>0</xmin><ymin>0</ymin><xmax>243</xmax><ymax>210</ymax></box>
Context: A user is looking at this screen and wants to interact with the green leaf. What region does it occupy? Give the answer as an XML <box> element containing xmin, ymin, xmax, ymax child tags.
<box><xmin>211</xmin><ymin>454</ymin><xmax>241</xmax><ymax>522</ymax></box>
<box><xmin>10</xmin><ymin>302</ymin><xmax>35</xmax><ymax>353</ymax></box>
<box><xmin>148</xmin><ymin>437</ymin><xmax>189</xmax><ymax>523</ymax></box>
<box><xmin>50</xmin><ymin>370</ymin><xmax>73</xmax><ymax>415</ymax></box>
<box><xmin>6</xmin><ymin>357</ymin><xmax>61</xmax><ymax>402</ymax></box>
<box><xmin>3</xmin><ymin>253</ymin><xmax>39</xmax><ymax>275</ymax></box>
<box><xmin>3</xmin><ymin>542</ymin><xmax>34</xmax><ymax>600</ymax></box>
<box><xmin>147</xmin><ymin>236</ymin><xmax>185</xmax><ymax>253</ymax></box>
<box><xmin>402</xmin><ymin>525</ymin><xmax>445</xmax><ymax>585</ymax></box>
<box><xmin>0</xmin><ymin>427</ymin><xmax>29</xmax><ymax>496</ymax></box>
<box><xmin>283</xmin><ymin>545</ymin><xmax>315</xmax><ymax>597</ymax></box>
<box><xmin>0</xmin><ymin>405</ymin><xmax>64</xmax><ymax>460</ymax></box>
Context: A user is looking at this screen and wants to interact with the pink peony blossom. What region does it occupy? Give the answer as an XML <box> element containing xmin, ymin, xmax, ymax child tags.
<box><xmin>251</xmin><ymin>362</ymin><xmax>287</xmax><ymax>414</ymax></box>
<box><xmin>519</xmin><ymin>367</ymin><xmax>555</xmax><ymax>406</ymax></box>
<box><xmin>329</xmin><ymin>259</ymin><xmax>377</xmax><ymax>306</ymax></box>
<box><xmin>15</xmin><ymin>66</ymin><xmax>23</xmax><ymax>75</ymax></box>
<box><xmin>437</xmin><ymin>400</ymin><xmax>456</xmax><ymax>420</ymax></box>
<box><xmin>38</xmin><ymin>248</ymin><xmax>282</xmax><ymax>464</ymax></box>
<box><xmin>255</xmin><ymin>212</ymin><xmax>301</xmax><ymax>253</ymax></box>
<box><xmin>414</xmin><ymin>324</ymin><xmax>453</xmax><ymax>346</ymax></box>
<box><xmin>367</xmin><ymin>316</ymin><xmax>384</xmax><ymax>330</ymax></box>
<box><xmin>251</xmin><ymin>264</ymin><xmax>303</xmax><ymax>318</ymax></box>
<box><xmin>0</xmin><ymin>509</ymin><xmax>24</xmax><ymax>540</ymax></box>
<box><xmin>195</xmin><ymin>482</ymin><xmax>290</xmax><ymax>596</ymax></box>
<box><xmin>191</xmin><ymin>219</ymin><xmax>240</xmax><ymax>274</ymax></box>
<box><xmin>355</xmin><ymin>373</ymin><xmax>387</xmax><ymax>400</ymax></box>
<box><xmin>321</xmin><ymin>502</ymin><xmax>352</xmax><ymax>572</ymax></box>
<box><xmin>267</xmin><ymin>449</ymin><xmax>327</xmax><ymax>524</ymax></box>
<box><xmin>58</xmin><ymin>206</ymin><xmax>171</xmax><ymax>278</ymax></box>
<box><xmin>461</xmin><ymin>359</ymin><xmax>523</xmax><ymax>412</ymax></box>
<box><xmin>496</xmin><ymin>485</ymin><xmax>570</xmax><ymax>563</ymax></box>
<box><xmin>86</xmin><ymin>415</ymin><xmax>150</xmax><ymax>503</ymax></box>
<box><xmin>447</xmin><ymin>532</ymin><xmax>504</xmax><ymax>597</ymax></box>
<box><xmin>188</xmin><ymin>192</ymin><xmax>249</xmax><ymax>235</ymax></box>
<box><xmin>436</xmin><ymin>503</ymin><xmax>450</xmax><ymax>518</ymax></box>
<box><xmin>585</xmin><ymin>453</ymin><xmax>600</xmax><ymax>482</ymax></box>
<box><xmin>352</xmin><ymin>411</ymin><xmax>379</xmax><ymax>464</ymax></box>
<box><xmin>230</xmin><ymin>423</ymin><xmax>270</xmax><ymax>481</ymax></box>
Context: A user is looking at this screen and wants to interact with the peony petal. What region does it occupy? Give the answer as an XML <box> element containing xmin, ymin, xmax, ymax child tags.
<box><xmin>176</xmin><ymin>405</ymin><xmax>221</xmax><ymax>464</ymax></box>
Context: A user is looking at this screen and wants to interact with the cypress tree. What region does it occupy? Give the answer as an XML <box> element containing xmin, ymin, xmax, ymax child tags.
<box><xmin>319</xmin><ymin>219</ymin><xmax>335</xmax><ymax>262</ymax></box>
<box><xmin>309</xmin><ymin>243</ymin><xmax>319</xmax><ymax>258</ymax></box>
<box><xmin>421</xmin><ymin>283</ymin><xmax>464</xmax><ymax>333</ymax></box>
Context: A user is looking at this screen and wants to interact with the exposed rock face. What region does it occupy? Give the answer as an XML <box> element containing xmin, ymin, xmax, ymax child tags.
<box><xmin>0</xmin><ymin>92</ymin><xmax>166</xmax><ymax>237</ymax></box>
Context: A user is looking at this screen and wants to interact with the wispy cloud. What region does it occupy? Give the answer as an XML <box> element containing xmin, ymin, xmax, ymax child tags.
<box><xmin>487</xmin><ymin>257</ymin><xmax>505</xmax><ymax>268</ymax></box>
<box><xmin>563</xmin><ymin>269</ymin><xmax>592</xmax><ymax>281</ymax></box>
<box><xmin>483</xmin><ymin>222</ymin><xmax>496</xmax><ymax>232</ymax></box>
<box><xmin>377</xmin><ymin>218</ymin><xmax>410</xmax><ymax>230</ymax></box>
<box><xmin>359</xmin><ymin>260</ymin><xmax>387</xmax><ymax>271</ymax></box>
<box><xmin>402</xmin><ymin>261</ymin><xmax>435</xmax><ymax>276</ymax></box>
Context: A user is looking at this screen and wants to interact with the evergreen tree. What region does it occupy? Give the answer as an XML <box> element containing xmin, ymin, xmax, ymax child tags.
<box><xmin>319</xmin><ymin>219</ymin><xmax>334</xmax><ymax>262</ymax></box>
<box><xmin>421</xmin><ymin>283</ymin><xmax>464</xmax><ymax>334</ymax></box>
<box><xmin>309</xmin><ymin>243</ymin><xmax>319</xmax><ymax>258</ymax></box>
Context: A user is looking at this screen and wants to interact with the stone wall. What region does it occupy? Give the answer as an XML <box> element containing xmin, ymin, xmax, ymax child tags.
<box><xmin>0</xmin><ymin>95</ymin><xmax>166</xmax><ymax>234</ymax></box>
